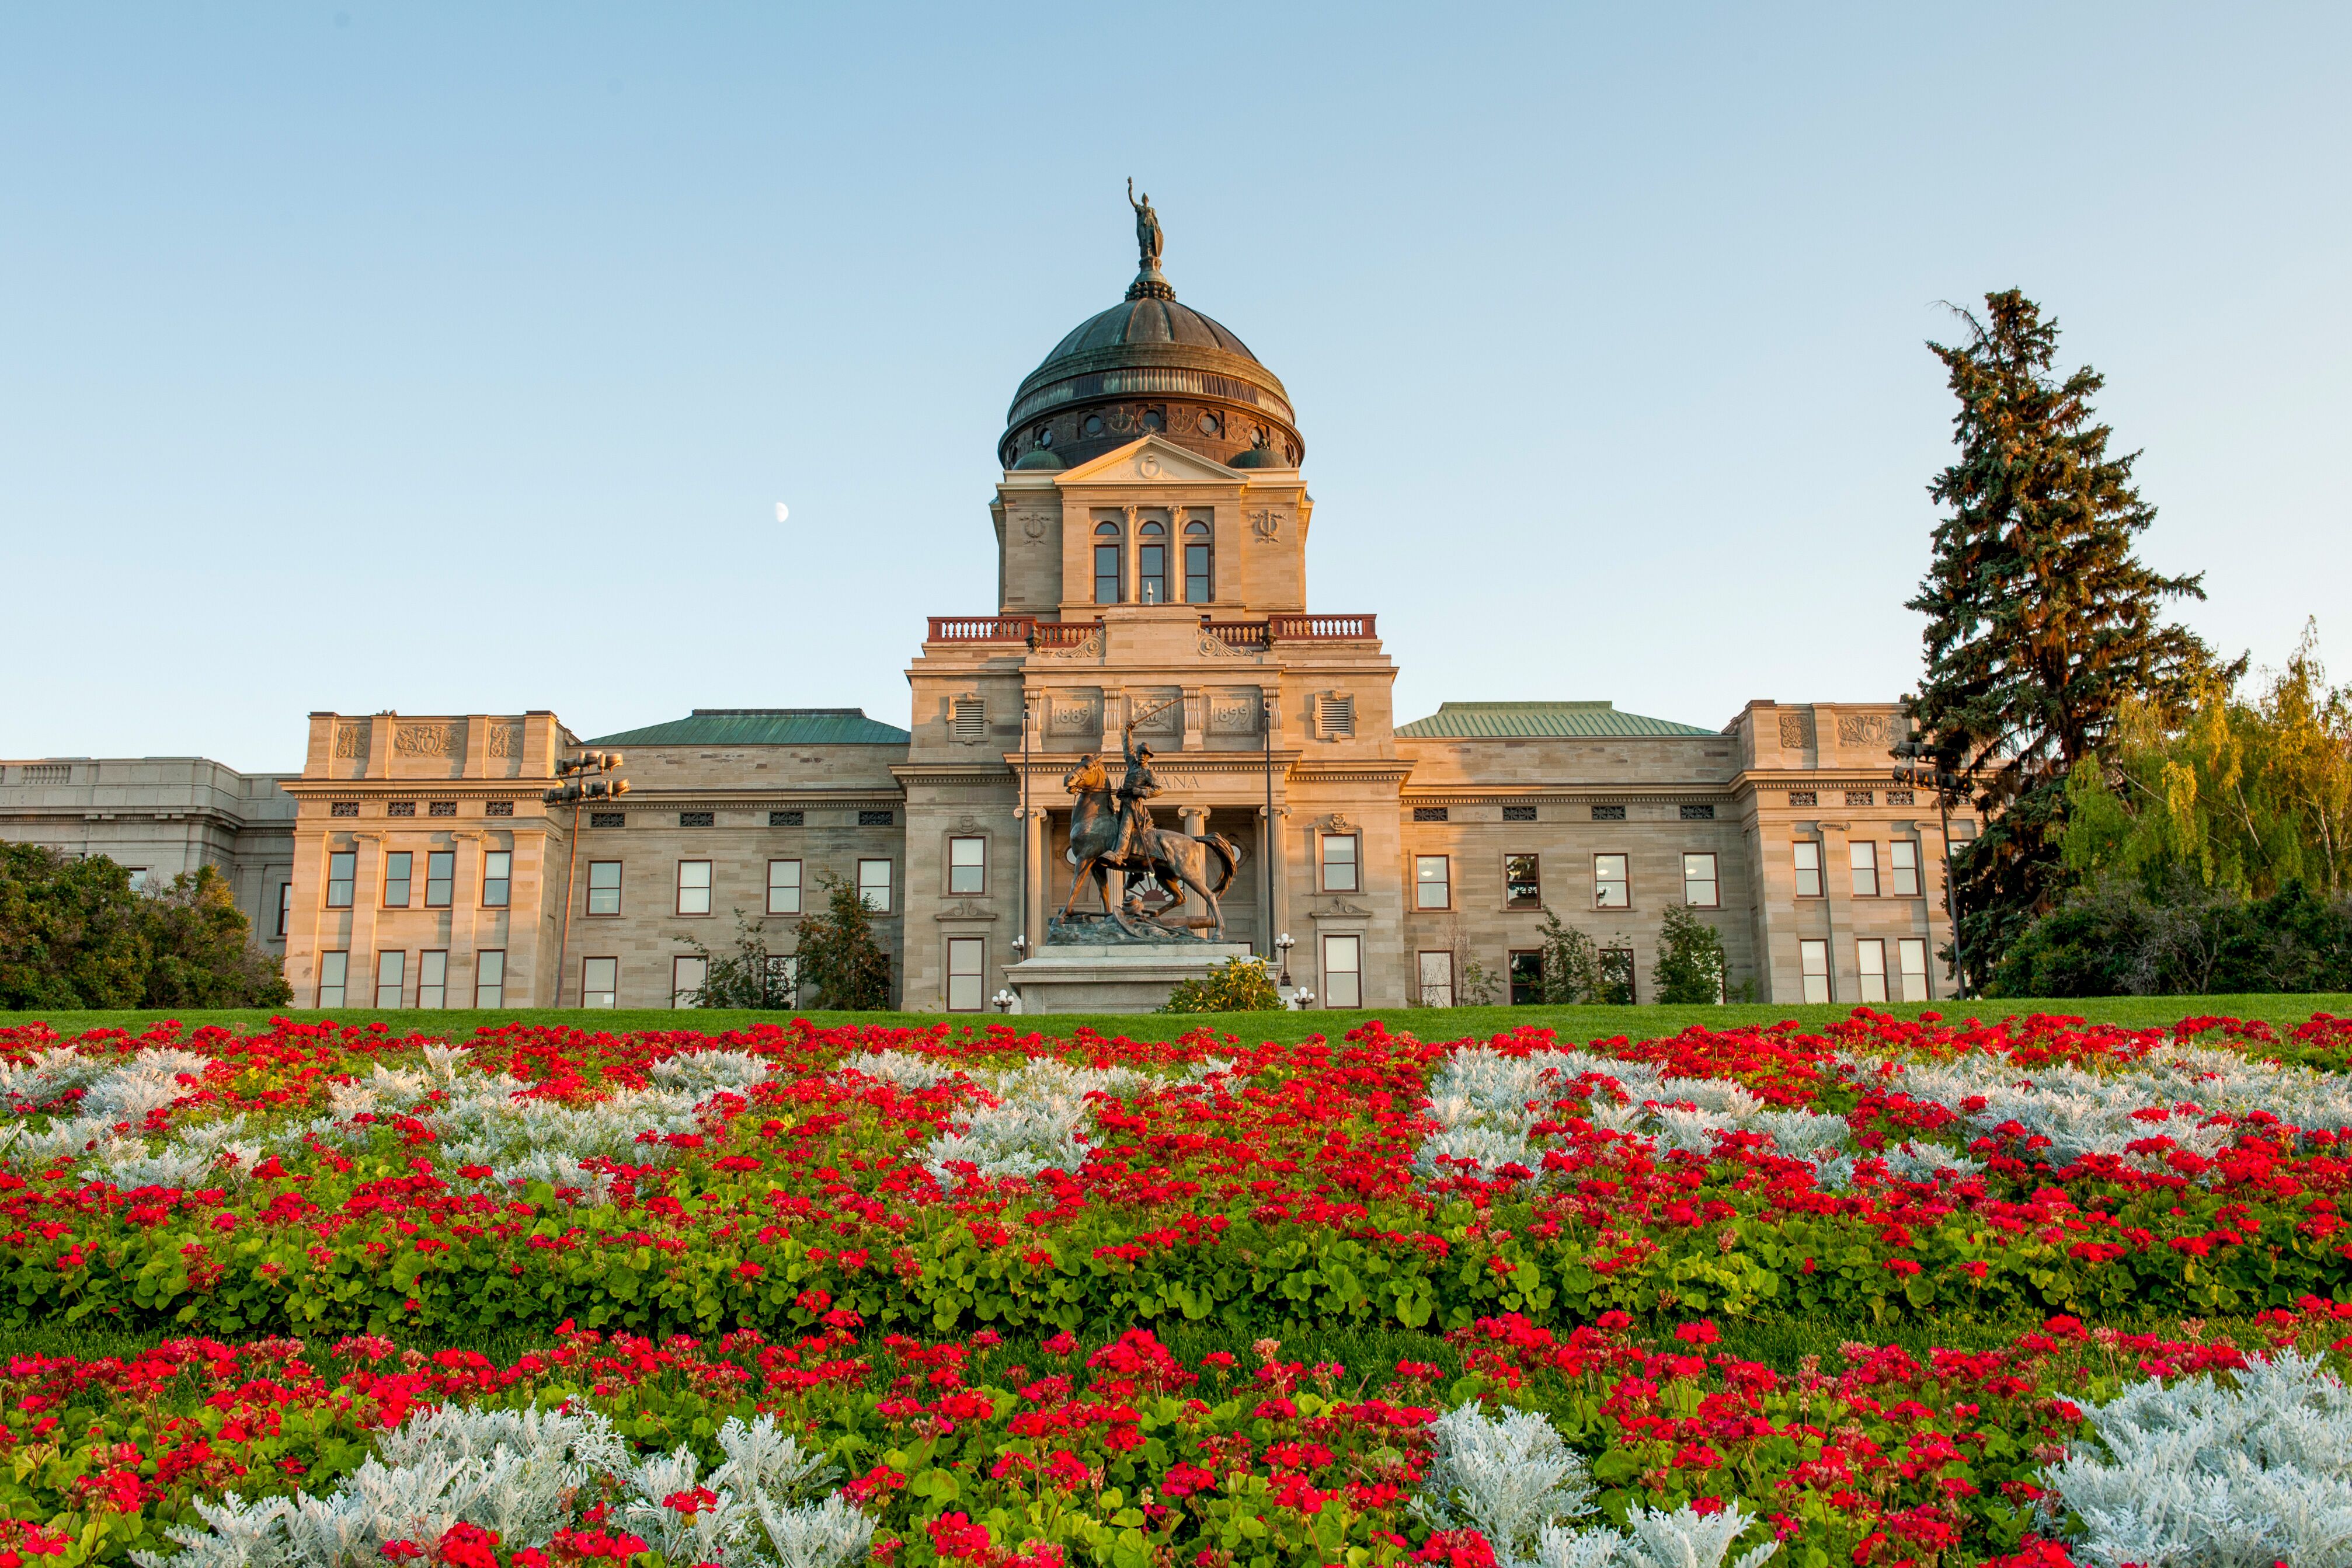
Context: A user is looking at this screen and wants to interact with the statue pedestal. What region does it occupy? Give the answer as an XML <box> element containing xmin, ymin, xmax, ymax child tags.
<box><xmin>1004</xmin><ymin>940</ymin><xmax>1255</xmax><ymax>1015</ymax></box>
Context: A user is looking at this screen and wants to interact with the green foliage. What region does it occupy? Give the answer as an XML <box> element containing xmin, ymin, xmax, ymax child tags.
<box><xmin>1993</xmin><ymin>873</ymin><xmax>2352</xmax><ymax>996</ymax></box>
<box><xmin>1532</xmin><ymin>907</ymin><xmax>1605</xmax><ymax>1003</ymax></box>
<box><xmin>1159</xmin><ymin>954</ymin><xmax>1279</xmax><ymax>1013</ymax></box>
<box><xmin>1906</xmin><ymin>288</ymin><xmax>2225</xmax><ymax>978</ymax></box>
<box><xmin>1650</xmin><ymin>903</ymin><xmax>1727</xmax><ymax>1005</ymax></box>
<box><xmin>0</xmin><ymin>847</ymin><xmax>286</xmax><ymax>1009</ymax></box>
<box><xmin>2061</xmin><ymin>623</ymin><xmax>2352</xmax><ymax>901</ymax></box>
<box><xmin>791</xmin><ymin>874</ymin><xmax>895</xmax><ymax>1010</ymax></box>
<box><xmin>675</xmin><ymin>910</ymin><xmax>796</xmax><ymax>1008</ymax></box>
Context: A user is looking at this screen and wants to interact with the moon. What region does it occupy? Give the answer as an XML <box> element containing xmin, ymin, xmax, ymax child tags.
<box><xmin>774</xmin><ymin>502</ymin><xmax>790</xmax><ymax>524</ymax></box>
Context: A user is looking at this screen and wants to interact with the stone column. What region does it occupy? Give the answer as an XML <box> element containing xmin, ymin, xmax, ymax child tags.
<box><xmin>1177</xmin><ymin>805</ymin><xmax>1207</xmax><ymax>838</ymax></box>
<box><xmin>350</xmin><ymin>833</ymin><xmax>382</xmax><ymax>1007</ymax></box>
<box><xmin>1024</xmin><ymin>805</ymin><xmax>1049</xmax><ymax>945</ymax></box>
<box><xmin>451</xmin><ymin>832</ymin><xmax>482</xmax><ymax>1007</ymax></box>
<box><xmin>1819</xmin><ymin>823</ymin><xmax>1856</xmax><ymax>1003</ymax></box>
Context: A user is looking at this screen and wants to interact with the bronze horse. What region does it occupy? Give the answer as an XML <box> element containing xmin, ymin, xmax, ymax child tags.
<box><xmin>1059</xmin><ymin>758</ymin><xmax>1244</xmax><ymax>939</ymax></box>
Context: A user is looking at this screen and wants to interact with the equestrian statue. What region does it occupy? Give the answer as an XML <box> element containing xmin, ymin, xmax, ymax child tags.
<box><xmin>1058</xmin><ymin>720</ymin><xmax>1244</xmax><ymax>940</ymax></box>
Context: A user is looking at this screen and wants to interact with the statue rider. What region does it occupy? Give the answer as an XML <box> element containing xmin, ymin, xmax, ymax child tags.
<box><xmin>1115</xmin><ymin>729</ymin><xmax>1163</xmax><ymax>861</ymax></box>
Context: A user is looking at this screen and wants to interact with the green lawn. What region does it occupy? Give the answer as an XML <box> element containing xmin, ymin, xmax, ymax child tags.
<box><xmin>5</xmin><ymin>994</ymin><xmax>2348</xmax><ymax>1043</ymax></box>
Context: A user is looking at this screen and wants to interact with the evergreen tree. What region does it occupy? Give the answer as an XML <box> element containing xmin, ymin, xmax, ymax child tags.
<box><xmin>1907</xmin><ymin>289</ymin><xmax>2224</xmax><ymax>971</ymax></box>
<box><xmin>792</xmin><ymin>874</ymin><xmax>895</xmax><ymax>1011</ymax></box>
<box><xmin>1650</xmin><ymin>903</ymin><xmax>1727</xmax><ymax>1004</ymax></box>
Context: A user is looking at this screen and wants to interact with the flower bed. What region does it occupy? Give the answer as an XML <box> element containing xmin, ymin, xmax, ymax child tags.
<box><xmin>8</xmin><ymin>1009</ymin><xmax>2352</xmax><ymax>1566</ymax></box>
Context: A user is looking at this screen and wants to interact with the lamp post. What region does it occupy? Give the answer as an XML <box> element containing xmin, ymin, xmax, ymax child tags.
<box><xmin>991</xmin><ymin>989</ymin><xmax>1016</xmax><ymax>1014</ymax></box>
<box><xmin>1275</xmin><ymin>931</ymin><xmax>1295</xmax><ymax>987</ymax></box>
<box><xmin>544</xmin><ymin>751</ymin><xmax>628</xmax><ymax>1008</ymax></box>
<box><xmin>1292</xmin><ymin>987</ymin><xmax>1316</xmax><ymax>1012</ymax></box>
<box><xmin>1891</xmin><ymin>730</ymin><xmax>1971</xmax><ymax>999</ymax></box>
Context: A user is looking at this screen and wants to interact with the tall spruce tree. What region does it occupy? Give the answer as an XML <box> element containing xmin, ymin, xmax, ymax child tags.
<box><xmin>1908</xmin><ymin>289</ymin><xmax>2223</xmax><ymax>973</ymax></box>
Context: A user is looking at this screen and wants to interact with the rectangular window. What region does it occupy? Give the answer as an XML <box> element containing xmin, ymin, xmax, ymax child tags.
<box><xmin>860</xmin><ymin>809</ymin><xmax>896</xmax><ymax>827</ymax></box>
<box><xmin>1599</xmin><ymin>947</ymin><xmax>1636</xmax><ymax>1004</ymax></box>
<box><xmin>482</xmin><ymin>851</ymin><xmax>511</xmax><ymax>908</ymax></box>
<box><xmin>858</xmin><ymin>858</ymin><xmax>893</xmax><ymax>913</ymax></box>
<box><xmin>1888</xmin><ymin>839</ymin><xmax>1921</xmax><ymax>897</ymax></box>
<box><xmin>1504</xmin><ymin>804</ymin><xmax>1538</xmax><ymax>822</ymax></box>
<box><xmin>948</xmin><ymin>836</ymin><xmax>986</xmax><ymax>895</ymax></box>
<box><xmin>1094</xmin><ymin>536</ymin><xmax>1122</xmax><ymax>604</ymax></box>
<box><xmin>418</xmin><ymin>950</ymin><xmax>447</xmax><ymax>1009</ymax></box>
<box><xmin>1857</xmin><ymin>938</ymin><xmax>1888</xmax><ymax>1002</ymax></box>
<box><xmin>425</xmin><ymin>851</ymin><xmax>454</xmax><ymax>908</ymax></box>
<box><xmin>947</xmin><ymin>937</ymin><xmax>985</xmax><ymax>1012</ymax></box>
<box><xmin>587</xmin><ymin>860</ymin><xmax>622</xmax><ymax>915</ymax></box>
<box><xmin>1506</xmin><ymin>853</ymin><xmax>1543</xmax><ymax>909</ymax></box>
<box><xmin>485</xmin><ymin>801</ymin><xmax>514</xmax><ymax>817</ymax></box>
<box><xmin>318</xmin><ymin>950</ymin><xmax>349</xmax><ymax>1008</ymax></box>
<box><xmin>1415</xmin><ymin>854</ymin><xmax>1450</xmax><ymax>910</ymax></box>
<box><xmin>1412</xmin><ymin>806</ymin><xmax>1449</xmax><ymax>823</ymax></box>
<box><xmin>277</xmin><ymin>881</ymin><xmax>291</xmax><ymax>937</ymax></box>
<box><xmin>1800</xmin><ymin>939</ymin><xmax>1831</xmax><ymax>1004</ymax></box>
<box><xmin>770</xmin><ymin>810</ymin><xmax>803</xmax><ymax>827</ymax></box>
<box><xmin>326</xmin><ymin>851</ymin><xmax>356</xmax><ymax>908</ymax></box>
<box><xmin>1898</xmin><ymin>937</ymin><xmax>1930</xmax><ymax>1002</ymax></box>
<box><xmin>1508</xmin><ymin>949</ymin><xmax>1543</xmax><ymax>1006</ymax></box>
<box><xmin>1322</xmin><ymin>934</ymin><xmax>1362</xmax><ymax>1009</ymax></box>
<box><xmin>673</xmin><ymin>954</ymin><xmax>708</xmax><ymax>1008</ymax></box>
<box><xmin>1320</xmin><ymin>834</ymin><xmax>1359</xmax><ymax>893</ymax></box>
<box><xmin>382</xmin><ymin>852</ymin><xmax>412</xmax><ymax>908</ymax></box>
<box><xmin>1591</xmin><ymin>804</ymin><xmax>1626</xmax><ymax>821</ymax></box>
<box><xmin>1682</xmin><ymin>852</ymin><xmax>1718</xmax><ymax>907</ymax></box>
<box><xmin>1184</xmin><ymin>540</ymin><xmax>1212</xmax><ymax>604</ymax></box>
<box><xmin>474</xmin><ymin>950</ymin><xmax>505</xmax><ymax>1008</ymax></box>
<box><xmin>1850</xmin><ymin>840</ymin><xmax>1880</xmax><ymax>897</ymax></box>
<box><xmin>582</xmin><ymin>957</ymin><xmax>618</xmax><ymax>1008</ymax></box>
<box><xmin>589</xmin><ymin>811</ymin><xmax>625</xmax><ymax>828</ymax></box>
<box><xmin>766</xmin><ymin>953</ymin><xmax>798</xmax><ymax>1006</ymax></box>
<box><xmin>375</xmin><ymin>949</ymin><xmax>406</xmax><ymax>1008</ymax></box>
<box><xmin>1417</xmin><ymin>950</ymin><xmax>1455</xmax><ymax>1008</ymax></box>
<box><xmin>767</xmin><ymin>858</ymin><xmax>802</xmax><ymax>915</ymax></box>
<box><xmin>126</xmin><ymin>867</ymin><xmax>149</xmax><ymax>893</ymax></box>
<box><xmin>1592</xmin><ymin>853</ymin><xmax>1628</xmax><ymax>910</ymax></box>
<box><xmin>677</xmin><ymin>859</ymin><xmax>713</xmax><ymax>915</ymax></box>
<box><xmin>1793</xmin><ymin>839</ymin><xmax>1822</xmax><ymax>898</ymax></box>
<box><xmin>679</xmin><ymin>811</ymin><xmax>715</xmax><ymax>828</ymax></box>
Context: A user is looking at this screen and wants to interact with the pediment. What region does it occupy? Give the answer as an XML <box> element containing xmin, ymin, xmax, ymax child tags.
<box><xmin>1055</xmin><ymin>435</ymin><xmax>1239</xmax><ymax>487</ymax></box>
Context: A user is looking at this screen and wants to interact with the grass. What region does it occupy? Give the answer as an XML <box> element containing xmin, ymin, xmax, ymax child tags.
<box><xmin>4</xmin><ymin>994</ymin><xmax>2349</xmax><ymax>1044</ymax></box>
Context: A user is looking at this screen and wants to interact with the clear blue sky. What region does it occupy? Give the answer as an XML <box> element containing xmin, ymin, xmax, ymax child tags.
<box><xmin>4</xmin><ymin>5</ymin><xmax>2347</xmax><ymax>772</ymax></box>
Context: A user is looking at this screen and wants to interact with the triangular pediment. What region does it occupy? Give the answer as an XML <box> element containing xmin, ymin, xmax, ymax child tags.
<box><xmin>1055</xmin><ymin>435</ymin><xmax>1240</xmax><ymax>487</ymax></box>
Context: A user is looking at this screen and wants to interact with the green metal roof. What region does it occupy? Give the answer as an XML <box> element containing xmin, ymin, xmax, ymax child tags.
<box><xmin>1397</xmin><ymin>701</ymin><xmax>1716</xmax><ymax>739</ymax></box>
<box><xmin>586</xmin><ymin>709</ymin><xmax>911</xmax><ymax>747</ymax></box>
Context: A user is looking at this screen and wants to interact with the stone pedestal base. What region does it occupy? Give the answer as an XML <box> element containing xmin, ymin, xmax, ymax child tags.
<box><xmin>1003</xmin><ymin>942</ymin><xmax>1255</xmax><ymax>1015</ymax></box>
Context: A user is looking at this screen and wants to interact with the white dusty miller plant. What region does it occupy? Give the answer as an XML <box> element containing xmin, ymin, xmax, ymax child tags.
<box><xmin>1532</xmin><ymin>1500</ymin><xmax>1780</xmax><ymax>1568</ymax></box>
<box><xmin>2038</xmin><ymin>1347</ymin><xmax>2352</xmax><ymax>1567</ymax></box>
<box><xmin>1413</xmin><ymin>1401</ymin><xmax>1598</xmax><ymax>1564</ymax></box>
<box><xmin>135</xmin><ymin>1406</ymin><xmax>874</xmax><ymax>1568</ymax></box>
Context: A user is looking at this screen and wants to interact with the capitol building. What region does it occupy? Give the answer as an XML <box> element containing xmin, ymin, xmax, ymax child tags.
<box><xmin>1</xmin><ymin>212</ymin><xmax>1970</xmax><ymax>1013</ymax></box>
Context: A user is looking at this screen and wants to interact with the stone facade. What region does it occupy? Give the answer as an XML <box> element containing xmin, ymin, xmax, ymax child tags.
<box><xmin>0</xmin><ymin>758</ymin><xmax>296</xmax><ymax>948</ymax></box>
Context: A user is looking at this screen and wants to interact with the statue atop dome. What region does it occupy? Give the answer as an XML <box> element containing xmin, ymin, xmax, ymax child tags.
<box><xmin>1127</xmin><ymin>177</ymin><xmax>1163</xmax><ymax>270</ymax></box>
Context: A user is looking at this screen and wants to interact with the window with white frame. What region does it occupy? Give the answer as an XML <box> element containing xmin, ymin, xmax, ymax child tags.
<box><xmin>858</xmin><ymin>858</ymin><xmax>893</xmax><ymax>912</ymax></box>
<box><xmin>948</xmin><ymin>836</ymin><xmax>986</xmax><ymax>895</ymax></box>
<box><xmin>418</xmin><ymin>950</ymin><xmax>447</xmax><ymax>1009</ymax></box>
<box><xmin>1415</xmin><ymin>855</ymin><xmax>1450</xmax><ymax>910</ymax></box>
<box><xmin>1850</xmin><ymin>840</ymin><xmax>1880</xmax><ymax>897</ymax></box>
<box><xmin>1898</xmin><ymin>937</ymin><xmax>1930</xmax><ymax>1001</ymax></box>
<box><xmin>326</xmin><ymin>851</ymin><xmax>356</xmax><ymax>908</ymax></box>
<box><xmin>1888</xmin><ymin>839</ymin><xmax>1921</xmax><ymax>897</ymax></box>
<box><xmin>581</xmin><ymin>957</ymin><xmax>618</xmax><ymax>1008</ymax></box>
<box><xmin>1322</xmin><ymin>934</ymin><xmax>1362</xmax><ymax>1008</ymax></box>
<box><xmin>946</xmin><ymin>937</ymin><xmax>985</xmax><ymax>1012</ymax></box>
<box><xmin>764</xmin><ymin>954</ymin><xmax>798</xmax><ymax>1006</ymax></box>
<box><xmin>375</xmin><ymin>950</ymin><xmax>406</xmax><ymax>1008</ymax></box>
<box><xmin>1799</xmin><ymin>939</ymin><xmax>1830</xmax><ymax>1003</ymax></box>
<box><xmin>587</xmin><ymin>860</ymin><xmax>622</xmax><ymax>915</ymax></box>
<box><xmin>126</xmin><ymin>867</ymin><xmax>149</xmax><ymax>894</ymax></box>
<box><xmin>1857</xmin><ymin>938</ymin><xmax>1888</xmax><ymax>1002</ymax></box>
<box><xmin>1793</xmin><ymin>839</ymin><xmax>1822</xmax><ymax>898</ymax></box>
<box><xmin>1417</xmin><ymin>950</ymin><xmax>1455</xmax><ymax>1008</ymax></box>
<box><xmin>1682</xmin><ymin>852</ymin><xmax>1718</xmax><ymax>907</ymax></box>
<box><xmin>482</xmin><ymin>851</ymin><xmax>511</xmax><ymax>908</ymax></box>
<box><xmin>1593</xmin><ymin>853</ymin><xmax>1629</xmax><ymax>910</ymax></box>
<box><xmin>1320</xmin><ymin>834</ymin><xmax>1359</xmax><ymax>893</ymax></box>
<box><xmin>767</xmin><ymin>859</ymin><xmax>802</xmax><ymax>915</ymax></box>
<box><xmin>318</xmin><ymin>950</ymin><xmax>349</xmax><ymax>1008</ymax></box>
<box><xmin>677</xmin><ymin>859</ymin><xmax>712</xmax><ymax>916</ymax></box>
<box><xmin>382</xmin><ymin>852</ymin><xmax>412</xmax><ymax>908</ymax></box>
<box><xmin>474</xmin><ymin>950</ymin><xmax>505</xmax><ymax>1008</ymax></box>
<box><xmin>277</xmin><ymin>881</ymin><xmax>291</xmax><ymax>937</ymax></box>
<box><xmin>673</xmin><ymin>954</ymin><xmax>708</xmax><ymax>1008</ymax></box>
<box><xmin>426</xmin><ymin>851</ymin><xmax>454</xmax><ymax>908</ymax></box>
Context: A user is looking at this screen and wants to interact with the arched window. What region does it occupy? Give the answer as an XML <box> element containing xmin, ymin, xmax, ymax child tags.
<box><xmin>1183</xmin><ymin>518</ymin><xmax>1213</xmax><ymax>603</ymax></box>
<box><xmin>1093</xmin><ymin>520</ymin><xmax>1122</xmax><ymax>604</ymax></box>
<box><xmin>1137</xmin><ymin>519</ymin><xmax>1167</xmax><ymax>604</ymax></box>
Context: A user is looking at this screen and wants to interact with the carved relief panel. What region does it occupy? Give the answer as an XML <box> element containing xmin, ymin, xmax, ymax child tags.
<box><xmin>1046</xmin><ymin>688</ymin><xmax>1103</xmax><ymax>741</ymax></box>
<box><xmin>1207</xmin><ymin>687</ymin><xmax>1264</xmax><ymax>736</ymax></box>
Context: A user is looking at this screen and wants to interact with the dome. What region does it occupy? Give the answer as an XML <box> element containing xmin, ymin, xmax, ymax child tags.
<box><xmin>998</xmin><ymin>207</ymin><xmax>1304</xmax><ymax>472</ymax></box>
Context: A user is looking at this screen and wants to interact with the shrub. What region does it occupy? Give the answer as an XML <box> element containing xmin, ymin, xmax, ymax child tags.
<box><xmin>1158</xmin><ymin>953</ymin><xmax>1279</xmax><ymax>1013</ymax></box>
<box><xmin>1650</xmin><ymin>903</ymin><xmax>1727</xmax><ymax>1004</ymax></box>
<box><xmin>792</xmin><ymin>875</ymin><xmax>894</xmax><ymax>1009</ymax></box>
